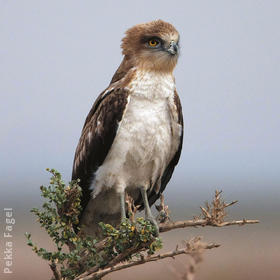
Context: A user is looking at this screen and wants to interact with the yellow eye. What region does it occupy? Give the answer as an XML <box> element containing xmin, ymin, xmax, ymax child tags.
<box><xmin>148</xmin><ymin>39</ymin><xmax>159</xmax><ymax>47</ymax></box>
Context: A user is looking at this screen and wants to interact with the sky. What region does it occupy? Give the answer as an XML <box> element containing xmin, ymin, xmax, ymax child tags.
<box><xmin>0</xmin><ymin>1</ymin><xmax>279</xmax><ymax>279</ymax></box>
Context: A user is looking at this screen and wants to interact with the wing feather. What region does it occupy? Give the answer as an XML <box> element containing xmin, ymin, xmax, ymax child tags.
<box><xmin>72</xmin><ymin>88</ymin><xmax>130</xmax><ymax>215</ymax></box>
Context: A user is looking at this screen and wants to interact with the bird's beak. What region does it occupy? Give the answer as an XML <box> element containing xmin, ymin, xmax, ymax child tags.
<box><xmin>167</xmin><ymin>41</ymin><xmax>179</xmax><ymax>55</ymax></box>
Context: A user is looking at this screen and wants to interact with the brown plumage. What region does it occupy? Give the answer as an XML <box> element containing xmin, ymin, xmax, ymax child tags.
<box><xmin>72</xmin><ymin>20</ymin><xmax>183</xmax><ymax>237</ymax></box>
<box><xmin>120</xmin><ymin>20</ymin><xmax>179</xmax><ymax>73</ymax></box>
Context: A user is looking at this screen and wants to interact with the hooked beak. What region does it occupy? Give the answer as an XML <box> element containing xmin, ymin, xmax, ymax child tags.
<box><xmin>167</xmin><ymin>41</ymin><xmax>179</xmax><ymax>55</ymax></box>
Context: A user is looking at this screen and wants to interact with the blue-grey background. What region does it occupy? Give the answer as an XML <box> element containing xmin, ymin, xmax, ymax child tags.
<box><xmin>1</xmin><ymin>1</ymin><xmax>279</xmax><ymax>279</ymax></box>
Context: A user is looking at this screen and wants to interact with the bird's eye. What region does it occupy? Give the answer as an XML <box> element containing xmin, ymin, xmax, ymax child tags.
<box><xmin>148</xmin><ymin>39</ymin><xmax>159</xmax><ymax>47</ymax></box>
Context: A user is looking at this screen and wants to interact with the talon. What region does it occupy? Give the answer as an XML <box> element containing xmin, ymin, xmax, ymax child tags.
<box><xmin>140</xmin><ymin>186</ymin><xmax>159</xmax><ymax>236</ymax></box>
<box><xmin>147</xmin><ymin>216</ymin><xmax>159</xmax><ymax>236</ymax></box>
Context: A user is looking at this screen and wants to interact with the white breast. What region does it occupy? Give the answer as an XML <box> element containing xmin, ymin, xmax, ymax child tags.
<box><xmin>92</xmin><ymin>70</ymin><xmax>181</xmax><ymax>199</ymax></box>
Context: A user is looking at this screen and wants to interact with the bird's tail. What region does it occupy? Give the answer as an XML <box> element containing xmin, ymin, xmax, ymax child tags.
<box><xmin>79</xmin><ymin>189</ymin><xmax>121</xmax><ymax>239</ymax></box>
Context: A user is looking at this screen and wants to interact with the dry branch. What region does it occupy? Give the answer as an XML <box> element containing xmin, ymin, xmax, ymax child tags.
<box><xmin>76</xmin><ymin>238</ymin><xmax>220</xmax><ymax>280</ymax></box>
<box><xmin>74</xmin><ymin>190</ymin><xmax>259</xmax><ymax>280</ymax></box>
<box><xmin>50</xmin><ymin>261</ymin><xmax>62</xmax><ymax>280</ymax></box>
<box><xmin>30</xmin><ymin>166</ymin><xmax>260</xmax><ymax>280</ymax></box>
<box><xmin>93</xmin><ymin>190</ymin><xmax>259</xmax><ymax>252</ymax></box>
<box><xmin>77</xmin><ymin>239</ymin><xmax>154</xmax><ymax>279</ymax></box>
<box><xmin>156</xmin><ymin>194</ymin><xmax>171</xmax><ymax>223</ymax></box>
<box><xmin>167</xmin><ymin>237</ymin><xmax>211</xmax><ymax>280</ymax></box>
<box><xmin>159</xmin><ymin>217</ymin><xmax>259</xmax><ymax>232</ymax></box>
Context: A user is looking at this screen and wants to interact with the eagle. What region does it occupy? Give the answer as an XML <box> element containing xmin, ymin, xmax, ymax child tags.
<box><xmin>72</xmin><ymin>20</ymin><xmax>183</xmax><ymax>238</ymax></box>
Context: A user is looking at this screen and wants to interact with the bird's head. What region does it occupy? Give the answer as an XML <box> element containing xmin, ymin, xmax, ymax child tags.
<box><xmin>121</xmin><ymin>20</ymin><xmax>180</xmax><ymax>73</ymax></box>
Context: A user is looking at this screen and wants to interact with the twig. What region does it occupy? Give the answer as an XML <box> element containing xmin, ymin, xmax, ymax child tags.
<box><xmin>159</xmin><ymin>190</ymin><xmax>259</xmax><ymax>232</ymax></box>
<box><xmin>167</xmin><ymin>237</ymin><xmax>214</xmax><ymax>280</ymax></box>
<box><xmin>125</xmin><ymin>193</ymin><xmax>139</xmax><ymax>223</ymax></box>
<box><xmin>159</xmin><ymin>218</ymin><xmax>259</xmax><ymax>232</ymax></box>
<box><xmin>156</xmin><ymin>194</ymin><xmax>171</xmax><ymax>223</ymax></box>
<box><xmin>50</xmin><ymin>261</ymin><xmax>62</xmax><ymax>280</ymax></box>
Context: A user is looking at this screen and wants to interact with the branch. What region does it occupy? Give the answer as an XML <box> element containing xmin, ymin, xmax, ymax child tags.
<box><xmin>78</xmin><ymin>190</ymin><xmax>259</xmax><ymax>280</ymax></box>
<box><xmin>28</xmin><ymin>174</ymin><xmax>260</xmax><ymax>280</ymax></box>
<box><xmin>159</xmin><ymin>190</ymin><xmax>259</xmax><ymax>232</ymax></box>
<box><xmin>93</xmin><ymin>190</ymin><xmax>259</xmax><ymax>252</ymax></box>
<box><xmin>156</xmin><ymin>194</ymin><xmax>171</xmax><ymax>223</ymax></box>
<box><xmin>83</xmin><ymin>217</ymin><xmax>259</xmax><ymax>254</ymax></box>
<box><xmin>159</xmin><ymin>218</ymin><xmax>259</xmax><ymax>233</ymax></box>
<box><xmin>77</xmin><ymin>239</ymin><xmax>154</xmax><ymax>279</ymax></box>
<box><xmin>91</xmin><ymin>216</ymin><xmax>259</xmax><ymax>252</ymax></box>
<box><xmin>75</xmin><ymin>239</ymin><xmax>220</xmax><ymax>280</ymax></box>
<box><xmin>50</xmin><ymin>261</ymin><xmax>62</xmax><ymax>280</ymax></box>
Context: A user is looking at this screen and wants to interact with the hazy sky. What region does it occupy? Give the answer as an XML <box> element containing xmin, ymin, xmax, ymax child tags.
<box><xmin>1</xmin><ymin>2</ymin><xmax>280</xmax><ymax>280</ymax></box>
<box><xmin>0</xmin><ymin>0</ymin><xmax>279</xmax><ymax>202</ymax></box>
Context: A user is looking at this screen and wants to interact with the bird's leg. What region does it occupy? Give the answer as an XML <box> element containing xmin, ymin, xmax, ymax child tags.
<box><xmin>140</xmin><ymin>186</ymin><xmax>159</xmax><ymax>236</ymax></box>
<box><xmin>119</xmin><ymin>191</ymin><xmax>126</xmax><ymax>223</ymax></box>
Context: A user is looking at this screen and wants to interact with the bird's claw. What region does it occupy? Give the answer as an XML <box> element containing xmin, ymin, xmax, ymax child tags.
<box><xmin>147</xmin><ymin>216</ymin><xmax>159</xmax><ymax>237</ymax></box>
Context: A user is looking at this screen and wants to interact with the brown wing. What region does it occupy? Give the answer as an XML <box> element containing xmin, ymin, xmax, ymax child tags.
<box><xmin>72</xmin><ymin>88</ymin><xmax>130</xmax><ymax>215</ymax></box>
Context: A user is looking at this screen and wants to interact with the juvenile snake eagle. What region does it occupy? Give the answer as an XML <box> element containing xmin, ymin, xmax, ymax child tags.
<box><xmin>72</xmin><ymin>20</ymin><xmax>183</xmax><ymax>237</ymax></box>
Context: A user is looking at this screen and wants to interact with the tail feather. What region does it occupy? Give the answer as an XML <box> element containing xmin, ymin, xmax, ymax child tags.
<box><xmin>79</xmin><ymin>189</ymin><xmax>121</xmax><ymax>239</ymax></box>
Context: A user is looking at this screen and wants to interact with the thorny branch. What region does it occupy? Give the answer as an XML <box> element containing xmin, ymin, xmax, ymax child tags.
<box><xmin>73</xmin><ymin>190</ymin><xmax>259</xmax><ymax>280</ymax></box>
<box><xmin>159</xmin><ymin>217</ymin><xmax>259</xmax><ymax>233</ymax></box>
<box><xmin>76</xmin><ymin>238</ymin><xmax>155</xmax><ymax>280</ymax></box>
<box><xmin>29</xmin><ymin>170</ymin><xmax>259</xmax><ymax>280</ymax></box>
<box><xmin>93</xmin><ymin>191</ymin><xmax>258</xmax><ymax>253</ymax></box>
<box><xmin>76</xmin><ymin>238</ymin><xmax>220</xmax><ymax>280</ymax></box>
<box><xmin>164</xmin><ymin>237</ymin><xmax>213</xmax><ymax>280</ymax></box>
<box><xmin>27</xmin><ymin>171</ymin><xmax>260</xmax><ymax>280</ymax></box>
<box><xmin>158</xmin><ymin>190</ymin><xmax>258</xmax><ymax>232</ymax></box>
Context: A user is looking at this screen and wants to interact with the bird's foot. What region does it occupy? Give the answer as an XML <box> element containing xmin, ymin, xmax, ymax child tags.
<box><xmin>146</xmin><ymin>215</ymin><xmax>159</xmax><ymax>237</ymax></box>
<box><xmin>121</xmin><ymin>216</ymin><xmax>127</xmax><ymax>224</ymax></box>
